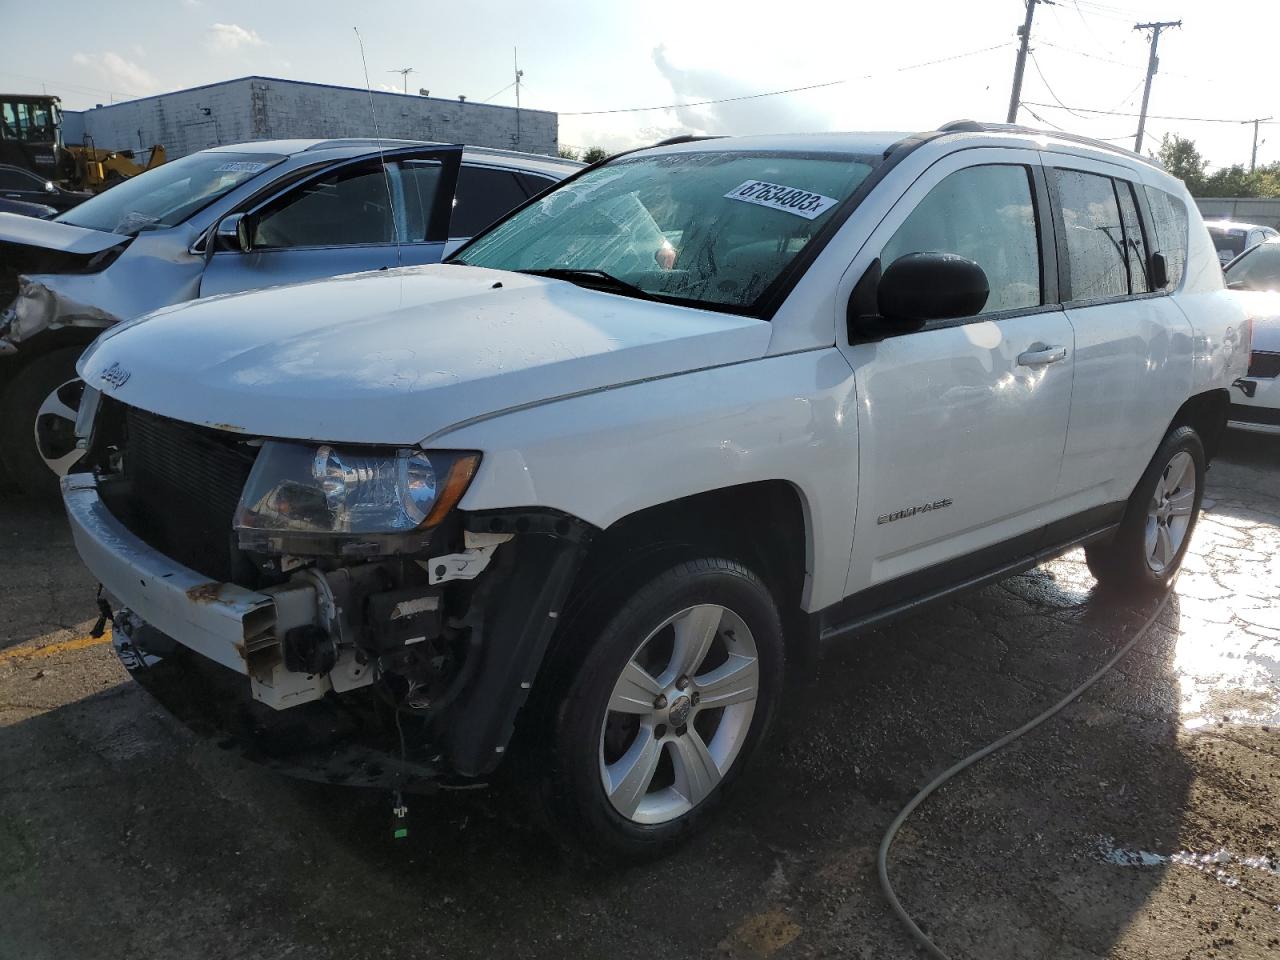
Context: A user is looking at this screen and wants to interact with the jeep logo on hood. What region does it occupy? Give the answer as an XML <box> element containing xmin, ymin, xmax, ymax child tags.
<box><xmin>100</xmin><ymin>362</ymin><xmax>131</xmax><ymax>390</ymax></box>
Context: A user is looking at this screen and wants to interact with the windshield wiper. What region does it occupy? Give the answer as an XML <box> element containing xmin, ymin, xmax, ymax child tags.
<box><xmin>516</xmin><ymin>268</ymin><xmax>656</xmax><ymax>300</ymax></box>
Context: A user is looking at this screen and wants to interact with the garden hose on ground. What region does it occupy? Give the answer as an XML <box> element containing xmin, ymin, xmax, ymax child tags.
<box><xmin>878</xmin><ymin>586</ymin><xmax>1176</xmax><ymax>960</ymax></box>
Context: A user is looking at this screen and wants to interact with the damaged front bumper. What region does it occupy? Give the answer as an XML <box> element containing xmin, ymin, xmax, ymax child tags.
<box><xmin>61</xmin><ymin>471</ymin><xmax>594</xmax><ymax>783</ymax></box>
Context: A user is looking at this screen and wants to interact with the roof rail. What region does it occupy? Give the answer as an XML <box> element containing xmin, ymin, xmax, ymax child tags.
<box><xmin>935</xmin><ymin>119</ymin><xmax>1164</xmax><ymax>171</ymax></box>
<box><xmin>649</xmin><ymin>134</ymin><xmax>725</xmax><ymax>147</ymax></box>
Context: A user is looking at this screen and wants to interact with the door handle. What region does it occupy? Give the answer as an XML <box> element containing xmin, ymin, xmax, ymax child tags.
<box><xmin>1017</xmin><ymin>344</ymin><xmax>1068</xmax><ymax>367</ymax></box>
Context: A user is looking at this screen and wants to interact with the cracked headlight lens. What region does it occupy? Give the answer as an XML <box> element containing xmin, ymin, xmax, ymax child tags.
<box><xmin>235</xmin><ymin>441</ymin><xmax>480</xmax><ymax>538</ymax></box>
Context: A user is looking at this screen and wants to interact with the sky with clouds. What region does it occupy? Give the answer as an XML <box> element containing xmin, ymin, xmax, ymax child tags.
<box><xmin>3</xmin><ymin>0</ymin><xmax>1277</xmax><ymax>170</ymax></box>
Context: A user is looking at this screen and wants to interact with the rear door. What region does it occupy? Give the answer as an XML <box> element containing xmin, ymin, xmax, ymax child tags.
<box><xmin>199</xmin><ymin>146</ymin><xmax>461</xmax><ymax>297</ymax></box>
<box><xmin>840</xmin><ymin>148</ymin><xmax>1077</xmax><ymax>597</ymax></box>
<box><xmin>1045</xmin><ymin>156</ymin><xmax>1193</xmax><ymax>511</ymax></box>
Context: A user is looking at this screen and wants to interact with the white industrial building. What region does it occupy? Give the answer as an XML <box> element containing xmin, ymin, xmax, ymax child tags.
<box><xmin>61</xmin><ymin>76</ymin><xmax>558</xmax><ymax>159</ymax></box>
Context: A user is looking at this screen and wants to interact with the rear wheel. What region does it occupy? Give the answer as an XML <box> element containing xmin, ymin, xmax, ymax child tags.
<box><xmin>1085</xmin><ymin>425</ymin><xmax>1205</xmax><ymax>591</ymax></box>
<box><xmin>0</xmin><ymin>347</ymin><xmax>87</xmax><ymax>499</ymax></box>
<box><xmin>540</xmin><ymin>557</ymin><xmax>784</xmax><ymax>860</ymax></box>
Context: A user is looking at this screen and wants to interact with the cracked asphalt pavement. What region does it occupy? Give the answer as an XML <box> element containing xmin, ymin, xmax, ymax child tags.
<box><xmin>1</xmin><ymin>433</ymin><xmax>1278</xmax><ymax>959</ymax></box>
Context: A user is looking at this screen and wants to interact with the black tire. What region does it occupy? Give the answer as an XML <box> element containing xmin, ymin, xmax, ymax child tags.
<box><xmin>538</xmin><ymin>556</ymin><xmax>784</xmax><ymax>861</ymax></box>
<box><xmin>1085</xmin><ymin>425</ymin><xmax>1205</xmax><ymax>592</ymax></box>
<box><xmin>0</xmin><ymin>346</ymin><xmax>85</xmax><ymax>500</ymax></box>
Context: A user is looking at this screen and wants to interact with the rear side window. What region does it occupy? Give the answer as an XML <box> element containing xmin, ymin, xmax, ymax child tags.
<box><xmin>517</xmin><ymin>172</ymin><xmax>557</xmax><ymax>198</ymax></box>
<box><xmin>451</xmin><ymin>166</ymin><xmax>528</xmax><ymax>238</ymax></box>
<box><xmin>1115</xmin><ymin>181</ymin><xmax>1150</xmax><ymax>293</ymax></box>
<box><xmin>1055</xmin><ymin>169</ymin><xmax>1129</xmax><ymax>301</ymax></box>
<box><xmin>881</xmin><ymin>164</ymin><xmax>1042</xmax><ymax>316</ymax></box>
<box><xmin>1143</xmin><ymin>187</ymin><xmax>1188</xmax><ymax>290</ymax></box>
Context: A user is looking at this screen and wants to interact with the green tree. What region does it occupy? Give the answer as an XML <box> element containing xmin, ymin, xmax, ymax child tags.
<box><xmin>581</xmin><ymin>146</ymin><xmax>610</xmax><ymax>164</ymax></box>
<box><xmin>557</xmin><ymin>145</ymin><xmax>581</xmax><ymax>161</ymax></box>
<box><xmin>1155</xmin><ymin>134</ymin><xmax>1207</xmax><ymax>192</ymax></box>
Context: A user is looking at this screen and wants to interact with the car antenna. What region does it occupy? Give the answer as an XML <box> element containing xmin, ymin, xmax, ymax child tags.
<box><xmin>354</xmin><ymin>26</ymin><xmax>403</xmax><ymax>269</ymax></box>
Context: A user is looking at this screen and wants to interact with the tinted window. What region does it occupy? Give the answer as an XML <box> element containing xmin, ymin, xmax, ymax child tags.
<box><xmin>1224</xmin><ymin>242</ymin><xmax>1280</xmax><ymax>292</ymax></box>
<box><xmin>255</xmin><ymin>163</ymin><xmax>395</xmax><ymax>248</ymax></box>
<box><xmin>451</xmin><ymin>166</ymin><xmax>528</xmax><ymax>237</ymax></box>
<box><xmin>1143</xmin><ymin>187</ymin><xmax>1188</xmax><ymax>289</ymax></box>
<box><xmin>1056</xmin><ymin>169</ymin><xmax>1128</xmax><ymax>301</ymax></box>
<box><xmin>1116</xmin><ymin>181</ymin><xmax>1150</xmax><ymax>293</ymax></box>
<box><xmin>0</xmin><ymin>167</ymin><xmax>41</xmax><ymax>189</ymax></box>
<box><xmin>396</xmin><ymin>160</ymin><xmax>443</xmax><ymax>242</ymax></box>
<box><xmin>517</xmin><ymin>172</ymin><xmax>557</xmax><ymax>198</ymax></box>
<box><xmin>881</xmin><ymin>164</ymin><xmax>1042</xmax><ymax>315</ymax></box>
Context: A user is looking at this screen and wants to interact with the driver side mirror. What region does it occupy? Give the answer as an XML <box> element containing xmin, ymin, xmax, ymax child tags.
<box><xmin>212</xmin><ymin>212</ymin><xmax>253</xmax><ymax>257</ymax></box>
<box><xmin>44</xmin><ymin>181</ymin><xmax>56</xmax><ymax>194</ymax></box>
<box><xmin>848</xmin><ymin>253</ymin><xmax>990</xmax><ymax>341</ymax></box>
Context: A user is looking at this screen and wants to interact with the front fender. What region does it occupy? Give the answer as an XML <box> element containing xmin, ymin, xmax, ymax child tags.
<box><xmin>441</xmin><ymin>349</ymin><xmax>860</xmax><ymax>612</ymax></box>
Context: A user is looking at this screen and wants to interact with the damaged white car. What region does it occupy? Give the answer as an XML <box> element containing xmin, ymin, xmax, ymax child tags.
<box><xmin>0</xmin><ymin>139</ymin><xmax>577</xmax><ymax>495</ymax></box>
<box><xmin>64</xmin><ymin>125</ymin><xmax>1247</xmax><ymax>857</ymax></box>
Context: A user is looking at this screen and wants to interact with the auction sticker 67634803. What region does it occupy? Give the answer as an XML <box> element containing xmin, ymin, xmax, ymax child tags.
<box><xmin>723</xmin><ymin>180</ymin><xmax>839</xmax><ymax>220</ymax></box>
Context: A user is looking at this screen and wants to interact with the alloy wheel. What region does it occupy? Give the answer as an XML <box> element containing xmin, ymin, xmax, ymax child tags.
<box><xmin>1145</xmin><ymin>449</ymin><xmax>1196</xmax><ymax>572</ymax></box>
<box><xmin>598</xmin><ymin>603</ymin><xmax>759</xmax><ymax>825</ymax></box>
<box><xmin>33</xmin><ymin>378</ymin><xmax>86</xmax><ymax>478</ymax></box>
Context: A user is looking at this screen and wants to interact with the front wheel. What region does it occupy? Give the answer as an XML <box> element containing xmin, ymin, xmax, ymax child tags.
<box><xmin>541</xmin><ymin>557</ymin><xmax>784</xmax><ymax>860</ymax></box>
<box><xmin>1085</xmin><ymin>425</ymin><xmax>1205</xmax><ymax>591</ymax></box>
<box><xmin>0</xmin><ymin>347</ymin><xmax>87</xmax><ymax>499</ymax></box>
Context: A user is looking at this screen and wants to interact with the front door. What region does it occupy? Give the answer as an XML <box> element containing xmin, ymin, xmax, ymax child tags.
<box><xmin>199</xmin><ymin>148</ymin><xmax>460</xmax><ymax>298</ymax></box>
<box><xmin>839</xmin><ymin>149</ymin><xmax>1077</xmax><ymax>598</ymax></box>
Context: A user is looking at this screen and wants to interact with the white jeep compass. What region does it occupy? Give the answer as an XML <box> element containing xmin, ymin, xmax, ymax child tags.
<box><xmin>62</xmin><ymin>122</ymin><xmax>1249</xmax><ymax>858</ymax></box>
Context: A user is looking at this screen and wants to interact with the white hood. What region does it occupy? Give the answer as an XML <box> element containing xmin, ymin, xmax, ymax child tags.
<box><xmin>79</xmin><ymin>264</ymin><xmax>772</xmax><ymax>444</ymax></box>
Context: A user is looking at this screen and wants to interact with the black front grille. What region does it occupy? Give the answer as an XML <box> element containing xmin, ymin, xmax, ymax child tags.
<box><xmin>1248</xmin><ymin>351</ymin><xmax>1280</xmax><ymax>379</ymax></box>
<box><xmin>115</xmin><ymin>407</ymin><xmax>259</xmax><ymax>581</ymax></box>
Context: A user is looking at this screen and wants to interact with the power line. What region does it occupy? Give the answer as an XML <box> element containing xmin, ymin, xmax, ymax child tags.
<box><xmin>560</xmin><ymin>42</ymin><xmax>1011</xmax><ymax>116</ymax></box>
<box><xmin>1028</xmin><ymin>50</ymin><xmax>1092</xmax><ymax>119</ymax></box>
<box><xmin>1022</xmin><ymin>101</ymin><xmax>1280</xmax><ymax>125</ymax></box>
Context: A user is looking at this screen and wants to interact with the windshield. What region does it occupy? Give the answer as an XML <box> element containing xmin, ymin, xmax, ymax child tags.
<box><xmin>1208</xmin><ymin>226</ymin><xmax>1247</xmax><ymax>260</ymax></box>
<box><xmin>1225</xmin><ymin>241</ymin><xmax>1280</xmax><ymax>291</ymax></box>
<box><xmin>57</xmin><ymin>150</ymin><xmax>286</xmax><ymax>235</ymax></box>
<box><xmin>453</xmin><ymin>150</ymin><xmax>877</xmax><ymax>312</ymax></box>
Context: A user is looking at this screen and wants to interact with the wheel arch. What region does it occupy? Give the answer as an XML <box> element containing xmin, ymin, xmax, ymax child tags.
<box><xmin>1168</xmin><ymin>388</ymin><xmax>1229</xmax><ymax>463</ymax></box>
<box><xmin>566</xmin><ymin>480</ymin><xmax>815</xmax><ymax>661</ymax></box>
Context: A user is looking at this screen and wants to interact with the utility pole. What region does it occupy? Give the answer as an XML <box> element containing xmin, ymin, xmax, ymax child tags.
<box><xmin>513</xmin><ymin>47</ymin><xmax>524</xmax><ymax>146</ymax></box>
<box><xmin>1006</xmin><ymin>0</ymin><xmax>1040</xmax><ymax>124</ymax></box>
<box><xmin>1133</xmin><ymin>20</ymin><xmax>1181</xmax><ymax>154</ymax></box>
<box><xmin>388</xmin><ymin>67</ymin><xmax>415</xmax><ymax>94</ymax></box>
<box><xmin>1246</xmin><ymin>117</ymin><xmax>1272</xmax><ymax>172</ymax></box>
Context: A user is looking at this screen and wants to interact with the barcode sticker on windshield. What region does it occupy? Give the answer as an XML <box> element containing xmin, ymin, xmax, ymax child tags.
<box><xmin>213</xmin><ymin>161</ymin><xmax>270</xmax><ymax>174</ymax></box>
<box><xmin>724</xmin><ymin>180</ymin><xmax>838</xmax><ymax>220</ymax></box>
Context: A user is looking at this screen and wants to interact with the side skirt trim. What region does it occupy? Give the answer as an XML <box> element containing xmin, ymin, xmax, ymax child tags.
<box><xmin>818</xmin><ymin>505</ymin><xmax>1124</xmax><ymax>643</ymax></box>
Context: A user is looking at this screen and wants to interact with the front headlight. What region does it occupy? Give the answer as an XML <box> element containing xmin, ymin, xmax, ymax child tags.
<box><xmin>234</xmin><ymin>441</ymin><xmax>479</xmax><ymax>551</ymax></box>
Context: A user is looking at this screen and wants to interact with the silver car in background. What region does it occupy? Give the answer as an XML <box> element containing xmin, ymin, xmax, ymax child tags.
<box><xmin>0</xmin><ymin>138</ymin><xmax>579</xmax><ymax>495</ymax></box>
<box><xmin>1205</xmin><ymin>218</ymin><xmax>1279</xmax><ymax>267</ymax></box>
<box><xmin>1225</xmin><ymin>236</ymin><xmax>1280</xmax><ymax>434</ymax></box>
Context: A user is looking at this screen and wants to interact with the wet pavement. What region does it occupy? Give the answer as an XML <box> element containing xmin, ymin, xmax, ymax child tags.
<box><xmin>1</xmin><ymin>433</ymin><xmax>1277</xmax><ymax>959</ymax></box>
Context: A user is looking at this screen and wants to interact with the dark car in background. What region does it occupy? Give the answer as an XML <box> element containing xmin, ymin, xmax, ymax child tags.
<box><xmin>0</xmin><ymin>163</ymin><xmax>87</xmax><ymax>213</ymax></box>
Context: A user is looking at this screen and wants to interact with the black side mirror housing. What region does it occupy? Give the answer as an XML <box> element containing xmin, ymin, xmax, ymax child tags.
<box><xmin>879</xmin><ymin>252</ymin><xmax>989</xmax><ymax>323</ymax></box>
<box><xmin>1150</xmin><ymin>251</ymin><xmax>1169</xmax><ymax>290</ymax></box>
<box><xmin>848</xmin><ymin>252</ymin><xmax>989</xmax><ymax>342</ymax></box>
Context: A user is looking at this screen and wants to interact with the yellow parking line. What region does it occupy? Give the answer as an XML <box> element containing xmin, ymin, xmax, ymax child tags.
<box><xmin>0</xmin><ymin>629</ymin><xmax>112</xmax><ymax>664</ymax></box>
